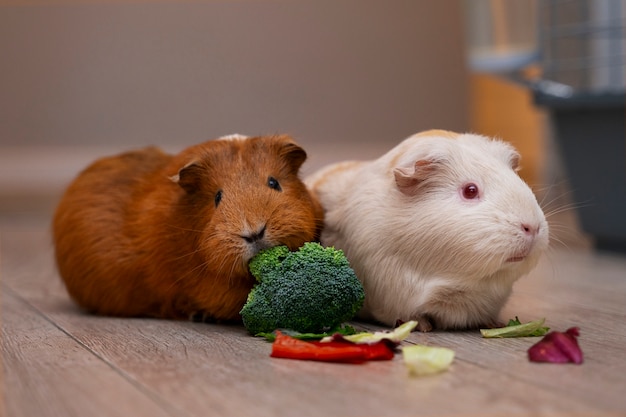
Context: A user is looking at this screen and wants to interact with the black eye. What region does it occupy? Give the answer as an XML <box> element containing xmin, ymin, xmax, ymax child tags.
<box><xmin>214</xmin><ymin>190</ymin><xmax>223</xmax><ymax>207</ymax></box>
<box><xmin>268</xmin><ymin>176</ymin><xmax>282</xmax><ymax>191</ymax></box>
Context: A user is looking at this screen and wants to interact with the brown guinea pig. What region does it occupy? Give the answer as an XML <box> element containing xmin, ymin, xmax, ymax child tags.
<box><xmin>53</xmin><ymin>134</ymin><xmax>324</xmax><ymax>322</ymax></box>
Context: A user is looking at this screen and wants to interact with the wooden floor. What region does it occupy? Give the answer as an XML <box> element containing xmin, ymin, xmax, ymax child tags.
<box><xmin>2</xmin><ymin>191</ymin><xmax>626</xmax><ymax>417</ymax></box>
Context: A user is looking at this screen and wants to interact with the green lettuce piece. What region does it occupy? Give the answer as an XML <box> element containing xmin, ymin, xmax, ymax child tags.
<box><xmin>402</xmin><ymin>345</ymin><xmax>455</xmax><ymax>376</ymax></box>
<box><xmin>257</xmin><ymin>324</ymin><xmax>358</xmax><ymax>342</ymax></box>
<box><xmin>321</xmin><ymin>320</ymin><xmax>418</xmax><ymax>344</ymax></box>
<box><xmin>480</xmin><ymin>317</ymin><xmax>550</xmax><ymax>338</ymax></box>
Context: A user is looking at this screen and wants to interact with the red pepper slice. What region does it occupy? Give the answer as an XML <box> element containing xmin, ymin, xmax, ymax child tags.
<box><xmin>270</xmin><ymin>331</ymin><xmax>395</xmax><ymax>363</ymax></box>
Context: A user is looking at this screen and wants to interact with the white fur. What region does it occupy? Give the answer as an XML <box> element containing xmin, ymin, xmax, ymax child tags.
<box><xmin>218</xmin><ymin>134</ymin><xmax>249</xmax><ymax>141</ymax></box>
<box><xmin>306</xmin><ymin>130</ymin><xmax>549</xmax><ymax>330</ymax></box>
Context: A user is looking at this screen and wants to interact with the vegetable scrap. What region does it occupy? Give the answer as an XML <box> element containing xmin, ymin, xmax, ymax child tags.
<box><xmin>480</xmin><ymin>317</ymin><xmax>550</xmax><ymax>338</ymax></box>
<box><xmin>241</xmin><ymin>243</ymin><xmax>365</xmax><ymax>335</ymax></box>
<box><xmin>528</xmin><ymin>327</ymin><xmax>584</xmax><ymax>364</ymax></box>
<box><xmin>402</xmin><ymin>345</ymin><xmax>455</xmax><ymax>376</ymax></box>
<box><xmin>321</xmin><ymin>321</ymin><xmax>417</xmax><ymax>344</ymax></box>
<box><xmin>269</xmin><ymin>321</ymin><xmax>418</xmax><ymax>364</ymax></box>
<box><xmin>270</xmin><ymin>331</ymin><xmax>395</xmax><ymax>363</ymax></box>
<box><xmin>257</xmin><ymin>324</ymin><xmax>358</xmax><ymax>342</ymax></box>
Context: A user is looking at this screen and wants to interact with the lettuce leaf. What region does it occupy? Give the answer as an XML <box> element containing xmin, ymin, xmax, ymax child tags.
<box><xmin>480</xmin><ymin>317</ymin><xmax>550</xmax><ymax>338</ymax></box>
<box><xmin>402</xmin><ymin>345</ymin><xmax>455</xmax><ymax>376</ymax></box>
<box><xmin>321</xmin><ymin>320</ymin><xmax>417</xmax><ymax>345</ymax></box>
<box><xmin>257</xmin><ymin>324</ymin><xmax>358</xmax><ymax>342</ymax></box>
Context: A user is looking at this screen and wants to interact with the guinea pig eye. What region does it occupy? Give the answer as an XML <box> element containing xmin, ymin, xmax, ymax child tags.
<box><xmin>267</xmin><ymin>176</ymin><xmax>282</xmax><ymax>192</ymax></box>
<box><xmin>461</xmin><ymin>183</ymin><xmax>480</xmax><ymax>200</ymax></box>
<box><xmin>214</xmin><ymin>190</ymin><xmax>223</xmax><ymax>207</ymax></box>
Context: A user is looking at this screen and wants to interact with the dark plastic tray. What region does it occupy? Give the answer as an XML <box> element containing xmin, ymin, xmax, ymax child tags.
<box><xmin>534</xmin><ymin>89</ymin><xmax>626</xmax><ymax>252</ymax></box>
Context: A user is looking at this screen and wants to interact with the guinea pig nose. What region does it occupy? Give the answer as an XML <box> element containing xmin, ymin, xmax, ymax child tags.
<box><xmin>243</xmin><ymin>225</ymin><xmax>266</xmax><ymax>243</ymax></box>
<box><xmin>521</xmin><ymin>223</ymin><xmax>539</xmax><ymax>236</ymax></box>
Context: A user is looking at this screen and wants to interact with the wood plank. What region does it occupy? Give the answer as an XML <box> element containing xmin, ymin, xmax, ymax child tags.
<box><xmin>519</xmin><ymin>250</ymin><xmax>626</xmax><ymax>301</ymax></box>
<box><xmin>393</xmin><ymin>250</ymin><xmax>626</xmax><ymax>413</ymax></box>
<box><xmin>0</xmin><ymin>286</ymin><xmax>178</xmax><ymax>417</ymax></box>
<box><xmin>3</xmin><ymin>225</ymin><xmax>620</xmax><ymax>416</ymax></box>
<box><xmin>11</xmin><ymin>298</ymin><xmax>603</xmax><ymax>417</ymax></box>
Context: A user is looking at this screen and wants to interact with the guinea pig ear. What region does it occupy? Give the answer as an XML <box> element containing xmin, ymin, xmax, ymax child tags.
<box><xmin>275</xmin><ymin>136</ymin><xmax>307</xmax><ymax>173</ymax></box>
<box><xmin>170</xmin><ymin>161</ymin><xmax>204</xmax><ymax>194</ymax></box>
<box><xmin>393</xmin><ymin>159</ymin><xmax>438</xmax><ymax>196</ymax></box>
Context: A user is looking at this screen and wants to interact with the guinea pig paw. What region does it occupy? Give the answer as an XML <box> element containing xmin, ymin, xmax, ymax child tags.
<box><xmin>481</xmin><ymin>318</ymin><xmax>506</xmax><ymax>329</ymax></box>
<box><xmin>416</xmin><ymin>321</ymin><xmax>433</xmax><ymax>333</ymax></box>
<box><xmin>189</xmin><ymin>311</ymin><xmax>217</xmax><ymax>323</ymax></box>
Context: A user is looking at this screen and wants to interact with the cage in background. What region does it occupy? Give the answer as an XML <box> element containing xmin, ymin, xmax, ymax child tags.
<box><xmin>533</xmin><ymin>0</ymin><xmax>626</xmax><ymax>252</ymax></box>
<box><xmin>538</xmin><ymin>0</ymin><xmax>625</xmax><ymax>92</ymax></box>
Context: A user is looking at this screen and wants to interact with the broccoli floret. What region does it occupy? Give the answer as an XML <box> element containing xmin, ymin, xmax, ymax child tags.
<box><xmin>248</xmin><ymin>245</ymin><xmax>290</xmax><ymax>279</ymax></box>
<box><xmin>240</xmin><ymin>242</ymin><xmax>365</xmax><ymax>335</ymax></box>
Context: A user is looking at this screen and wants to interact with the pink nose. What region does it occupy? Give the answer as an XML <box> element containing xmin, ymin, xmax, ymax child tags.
<box><xmin>521</xmin><ymin>223</ymin><xmax>539</xmax><ymax>236</ymax></box>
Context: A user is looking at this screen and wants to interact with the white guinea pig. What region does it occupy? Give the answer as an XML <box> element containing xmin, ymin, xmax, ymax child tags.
<box><xmin>306</xmin><ymin>130</ymin><xmax>549</xmax><ymax>332</ymax></box>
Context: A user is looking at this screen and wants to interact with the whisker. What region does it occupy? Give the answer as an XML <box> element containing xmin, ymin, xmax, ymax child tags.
<box><xmin>170</xmin><ymin>246</ymin><xmax>203</xmax><ymax>262</ymax></box>
<box><xmin>543</xmin><ymin>201</ymin><xmax>590</xmax><ymax>219</ymax></box>
<box><xmin>539</xmin><ymin>190</ymin><xmax>575</xmax><ymax>212</ymax></box>
<box><xmin>548</xmin><ymin>234</ymin><xmax>571</xmax><ymax>251</ymax></box>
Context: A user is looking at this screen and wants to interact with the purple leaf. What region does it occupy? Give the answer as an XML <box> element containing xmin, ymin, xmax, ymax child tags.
<box><xmin>528</xmin><ymin>327</ymin><xmax>583</xmax><ymax>364</ymax></box>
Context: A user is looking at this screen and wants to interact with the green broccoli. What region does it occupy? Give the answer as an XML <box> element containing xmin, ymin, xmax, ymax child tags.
<box><xmin>240</xmin><ymin>242</ymin><xmax>365</xmax><ymax>335</ymax></box>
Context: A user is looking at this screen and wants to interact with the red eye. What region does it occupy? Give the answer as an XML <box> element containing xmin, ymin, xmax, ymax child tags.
<box><xmin>462</xmin><ymin>183</ymin><xmax>480</xmax><ymax>200</ymax></box>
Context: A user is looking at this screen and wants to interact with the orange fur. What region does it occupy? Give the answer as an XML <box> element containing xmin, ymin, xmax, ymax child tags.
<box><xmin>53</xmin><ymin>135</ymin><xmax>324</xmax><ymax>322</ymax></box>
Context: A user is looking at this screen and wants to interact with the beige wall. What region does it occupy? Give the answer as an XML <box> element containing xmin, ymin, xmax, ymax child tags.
<box><xmin>0</xmin><ymin>1</ymin><xmax>469</xmax><ymax>150</ymax></box>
